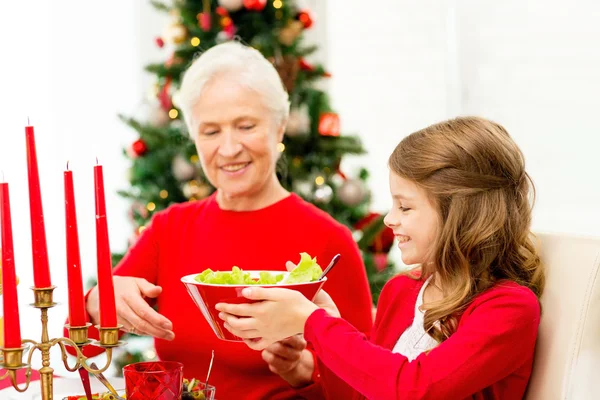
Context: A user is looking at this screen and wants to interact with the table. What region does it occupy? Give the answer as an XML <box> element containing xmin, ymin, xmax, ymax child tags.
<box><xmin>0</xmin><ymin>376</ymin><xmax>125</xmax><ymax>399</ymax></box>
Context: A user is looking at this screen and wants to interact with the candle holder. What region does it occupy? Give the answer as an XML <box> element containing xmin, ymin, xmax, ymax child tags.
<box><xmin>0</xmin><ymin>286</ymin><xmax>125</xmax><ymax>399</ymax></box>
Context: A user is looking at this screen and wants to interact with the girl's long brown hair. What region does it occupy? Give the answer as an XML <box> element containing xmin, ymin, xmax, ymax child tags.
<box><xmin>389</xmin><ymin>116</ymin><xmax>545</xmax><ymax>343</ymax></box>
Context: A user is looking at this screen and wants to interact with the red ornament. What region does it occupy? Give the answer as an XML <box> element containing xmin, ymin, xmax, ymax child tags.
<box><xmin>216</xmin><ymin>7</ymin><xmax>229</xmax><ymax>17</ymax></box>
<box><xmin>155</xmin><ymin>37</ymin><xmax>165</xmax><ymax>48</ymax></box>
<box><xmin>299</xmin><ymin>58</ymin><xmax>314</xmax><ymax>72</ymax></box>
<box><xmin>243</xmin><ymin>0</ymin><xmax>266</xmax><ymax>11</ymax></box>
<box><xmin>297</xmin><ymin>10</ymin><xmax>313</xmax><ymax>29</ymax></box>
<box><xmin>354</xmin><ymin>212</ymin><xmax>395</xmax><ymax>254</ymax></box>
<box><xmin>158</xmin><ymin>77</ymin><xmax>173</xmax><ymax>111</ymax></box>
<box><xmin>299</xmin><ymin>58</ymin><xmax>330</xmax><ymax>77</ymax></box>
<box><xmin>223</xmin><ymin>22</ymin><xmax>237</xmax><ymax>39</ymax></box>
<box><xmin>373</xmin><ymin>253</ymin><xmax>389</xmax><ymax>272</ymax></box>
<box><xmin>198</xmin><ymin>12</ymin><xmax>212</xmax><ymax>31</ymax></box>
<box><xmin>129</xmin><ymin>139</ymin><xmax>148</xmax><ymax>158</ymax></box>
<box><xmin>318</xmin><ymin>113</ymin><xmax>340</xmax><ymax>137</ymax></box>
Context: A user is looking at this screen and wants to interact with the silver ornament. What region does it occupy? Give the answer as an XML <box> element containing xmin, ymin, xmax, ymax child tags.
<box><xmin>286</xmin><ymin>105</ymin><xmax>310</xmax><ymax>137</ymax></box>
<box><xmin>218</xmin><ymin>0</ymin><xmax>244</xmax><ymax>12</ymax></box>
<box><xmin>293</xmin><ymin>180</ymin><xmax>313</xmax><ymax>198</ymax></box>
<box><xmin>314</xmin><ymin>184</ymin><xmax>333</xmax><ymax>204</ymax></box>
<box><xmin>172</xmin><ymin>155</ymin><xmax>196</xmax><ymax>181</ymax></box>
<box><xmin>149</xmin><ymin>107</ymin><xmax>171</xmax><ymax>127</ymax></box>
<box><xmin>337</xmin><ymin>179</ymin><xmax>367</xmax><ymax>206</ymax></box>
<box><xmin>216</xmin><ymin>31</ymin><xmax>230</xmax><ymax>43</ymax></box>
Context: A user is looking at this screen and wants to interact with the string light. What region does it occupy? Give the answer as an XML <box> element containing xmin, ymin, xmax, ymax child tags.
<box><xmin>159</xmin><ymin>190</ymin><xmax>169</xmax><ymax>199</ymax></box>
<box><xmin>315</xmin><ymin>176</ymin><xmax>325</xmax><ymax>186</ymax></box>
<box><xmin>190</xmin><ymin>155</ymin><xmax>199</xmax><ymax>164</ymax></box>
<box><xmin>147</xmin><ymin>202</ymin><xmax>156</xmax><ymax>211</ymax></box>
<box><xmin>273</xmin><ymin>0</ymin><xmax>283</xmax><ymax>9</ymax></box>
<box><xmin>144</xmin><ymin>349</ymin><xmax>157</xmax><ymax>360</ymax></box>
<box><xmin>190</xmin><ymin>37</ymin><xmax>200</xmax><ymax>46</ymax></box>
<box><xmin>169</xmin><ymin>109</ymin><xmax>179</xmax><ymax>119</ymax></box>
<box><xmin>138</xmin><ymin>225</ymin><xmax>146</xmax><ymax>234</ymax></box>
<box><xmin>277</xmin><ymin>143</ymin><xmax>285</xmax><ymax>152</ymax></box>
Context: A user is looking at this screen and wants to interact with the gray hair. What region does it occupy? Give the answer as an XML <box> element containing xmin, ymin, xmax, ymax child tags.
<box><xmin>179</xmin><ymin>41</ymin><xmax>290</xmax><ymax>135</ymax></box>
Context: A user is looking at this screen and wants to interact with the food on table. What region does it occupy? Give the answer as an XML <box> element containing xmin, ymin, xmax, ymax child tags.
<box><xmin>182</xmin><ymin>377</ymin><xmax>212</xmax><ymax>399</ymax></box>
<box><xmin>65</xmin><ymin>376</ymin><xmax>213</xmax><ymax>400</ymax></box>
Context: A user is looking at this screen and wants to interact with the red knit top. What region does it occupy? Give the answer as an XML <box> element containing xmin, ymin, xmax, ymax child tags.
<box><xmin>79</xmin><ymin>193</ymin><xmax>373</xmax><ymax>399</ymax></box>
<box><xmin>305</xmin><ymin>275</ymin><xmax>540</xmax><ymax>400</ymax></box>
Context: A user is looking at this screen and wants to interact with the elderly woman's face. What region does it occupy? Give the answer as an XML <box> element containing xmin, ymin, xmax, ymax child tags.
<box><xmin>190</xmin><ymin>76</ymin><xmax>284</xmax><ymax>199</ymax></box>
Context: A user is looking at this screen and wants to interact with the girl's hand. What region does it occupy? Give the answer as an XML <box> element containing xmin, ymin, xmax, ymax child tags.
<box><xmin>311</xmin><ymin>288</ymin><xmax>341</xmax><ymax>318</ymax></box>
<box><xmin>215</xmin><ymin>287</ymin><xmax>318</xmax><ymax>351</ymax></box>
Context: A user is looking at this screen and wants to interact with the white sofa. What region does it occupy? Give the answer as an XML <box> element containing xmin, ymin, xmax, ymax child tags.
<box><xmin>525</xmin><ymin>232</ymin><xmax>600</xmax><ymax>399</ymax></box>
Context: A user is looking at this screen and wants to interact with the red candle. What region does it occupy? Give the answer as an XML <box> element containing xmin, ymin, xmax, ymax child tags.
<box><xmin>93</xmin><ymin>164</ymin><xmax>117</xmax><ymax>327</ymax></box>
<box><xmin>64</xmin><ymin>166</ymin><xmax>87</xmax><ymax>327</ymax></box>
<box><xmin>25</xmin><ymin>124</ymin><xmax>52</xmax><ymax>288</ymax></box>
<box><xmin>0</xmin><ymin>182</ymin><xmax>23</xmax><ymax>348</ymax></box>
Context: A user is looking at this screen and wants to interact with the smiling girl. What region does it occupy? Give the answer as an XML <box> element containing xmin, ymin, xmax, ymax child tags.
<box><xmin>217</xmin><ymin>116</ymin><xmax>546</xmax><ymax>399</ymax></box>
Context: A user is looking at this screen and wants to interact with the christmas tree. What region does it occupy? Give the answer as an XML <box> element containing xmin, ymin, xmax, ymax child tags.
<box><xmin>117</xmin><ymin>0</ymin><xmax>395</xmax><ymax>306</ymax></box>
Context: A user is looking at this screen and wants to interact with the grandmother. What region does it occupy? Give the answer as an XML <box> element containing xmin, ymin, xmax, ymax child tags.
<box><xmin>83</xmin><ymin>41</ymin><xmax>373</xmax><ymax>399</ymax></box>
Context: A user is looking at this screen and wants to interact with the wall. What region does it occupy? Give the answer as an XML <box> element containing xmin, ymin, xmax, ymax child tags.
<box><xmin>326</xmin><ymin>0</ymin><xmax>600</xmax><ymax>238</ymax></box>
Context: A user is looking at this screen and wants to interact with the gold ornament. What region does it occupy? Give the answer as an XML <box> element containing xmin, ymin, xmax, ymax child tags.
<box><xmin>163</xmin><ymin>22</ymin><xmax>187</xmax><ymax>45</ymax></box>
<box><xmin>270</xmin><ymin>55</ymin><xmax>300</xmax><ymax>93</ymax></box>
<box><xmin>278</xmin><ymin>20</ymin><xmax>303</xmax><ymax>46</ymax></box>
<box><xmin>183</xmin><ymin>180</ymin><xmax>211</xmax><ymax>200</ymax></box>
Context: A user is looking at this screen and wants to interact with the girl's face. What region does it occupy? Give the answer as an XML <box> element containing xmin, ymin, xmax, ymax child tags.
<box><xmin>384</xmin><ymin>171</ymin><xmax>440</xmax><ymax>266</ymax></box>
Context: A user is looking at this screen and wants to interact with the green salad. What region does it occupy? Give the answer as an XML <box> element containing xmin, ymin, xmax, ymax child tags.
<box><xmin>194</xmin><ymin>252</ymin><xmax>323</xmax><ymax>285</ymax></box>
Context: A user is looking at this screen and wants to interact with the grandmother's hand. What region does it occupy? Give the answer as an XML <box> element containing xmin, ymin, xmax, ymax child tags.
<box><xmin>262</xmin><ymin>335</ymin><xmax>315</xmax><ymax>388</ymax></box>
<box><xmin>87</xmin><ymin>276</ymin><xmax>175</xmax><ymax>340</ymax></box>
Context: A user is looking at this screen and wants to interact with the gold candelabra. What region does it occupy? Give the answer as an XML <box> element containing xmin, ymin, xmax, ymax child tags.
<box><xmin>0</xmin><ymin>286</ymin><xmax>124</xmax><ymax>400</ymax></box>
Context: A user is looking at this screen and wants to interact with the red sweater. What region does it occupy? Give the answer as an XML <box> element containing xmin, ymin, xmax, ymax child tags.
<box><xmin>80</xmin><ymin>193</ymin><xmax>373</xmax><ymax>399</ymax></box>
<box><xmin>305</xmin><ymin>275</ymin><xmax>540</xmax><ymax>400</ymax></box>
